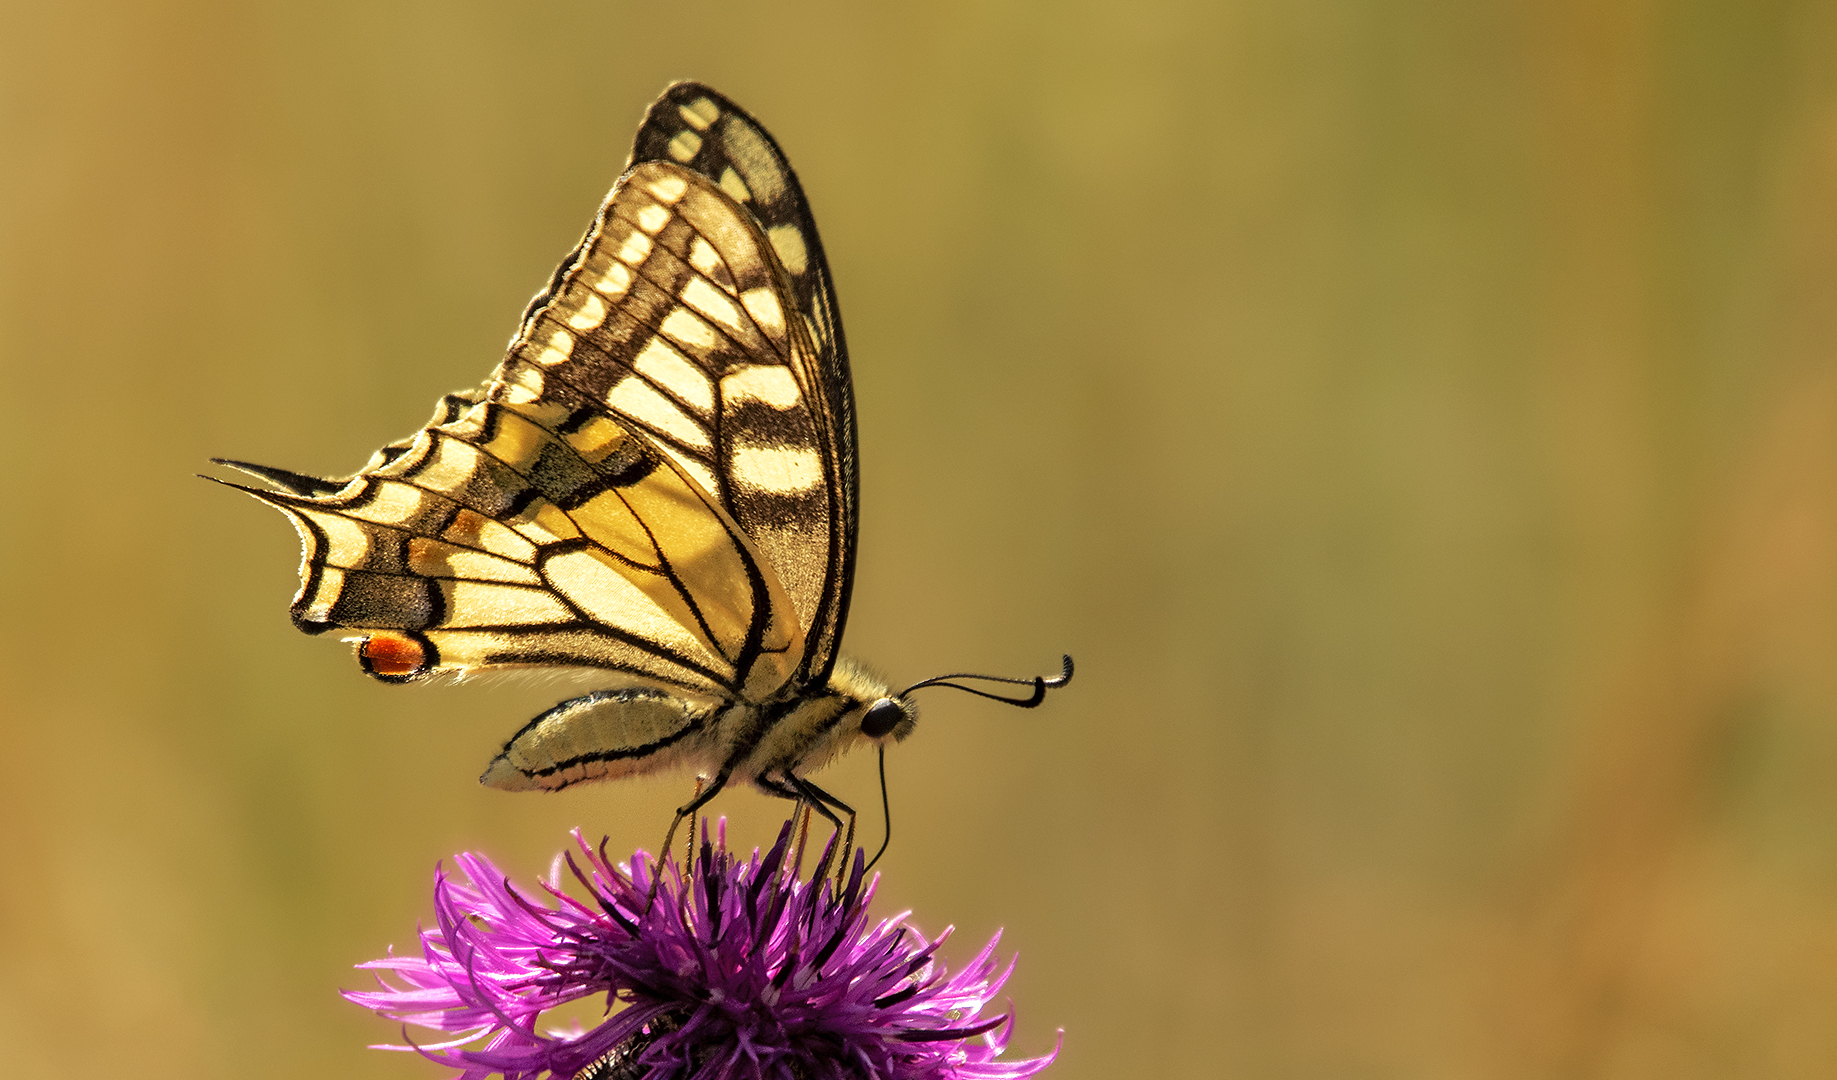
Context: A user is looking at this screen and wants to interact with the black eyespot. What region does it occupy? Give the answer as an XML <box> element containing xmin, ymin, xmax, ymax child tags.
<box><xmin>861</xmin><ymin>698</ymin><xmax>905</xmax><ymax>738</ymax></box>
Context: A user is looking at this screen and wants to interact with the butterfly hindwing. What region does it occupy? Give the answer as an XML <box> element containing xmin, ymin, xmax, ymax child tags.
<box><xmin>226</xmin><ymin>385</ymin><xmax>806</xmax><ymax>698</ymax></box>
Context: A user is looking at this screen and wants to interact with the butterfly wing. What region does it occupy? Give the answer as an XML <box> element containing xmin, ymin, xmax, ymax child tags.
<box><xmin>220</xmin><ymin>386</ymin><xmax>803</xmax><ymax>701</ymax></box>
<box><xmin>626</xmin><ymin>83</ymin><xmax>859</xmax><ymax>691</ymax></box>
<box><xmin>218</xmin><ymin>111</ymin><xmax>855</xmax><ymax>705</ymax></box>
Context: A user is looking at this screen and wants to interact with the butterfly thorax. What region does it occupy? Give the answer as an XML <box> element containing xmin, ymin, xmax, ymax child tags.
<box><xmin>720</xmin><ymin>656</ymin><xmax>917</xmax><ymax>786</ymax></box>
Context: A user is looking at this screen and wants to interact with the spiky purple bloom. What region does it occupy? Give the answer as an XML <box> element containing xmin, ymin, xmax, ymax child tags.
<box><xmin>345</xmin><ymin>821</ymin><xmax>1056</xmax><ymax>1080</ymax></box>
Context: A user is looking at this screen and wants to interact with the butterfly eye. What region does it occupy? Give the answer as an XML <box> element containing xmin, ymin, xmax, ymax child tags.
<box><xmin>860</xmin><ymin>698</ymin><xmax>906</xmax><ymax>738</ymax></box>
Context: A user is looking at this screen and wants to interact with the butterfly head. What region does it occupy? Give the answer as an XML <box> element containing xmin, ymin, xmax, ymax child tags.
<box><xmin>825</xmin><ymin>657</ymin><xmax>919</xmax><ymax>747</ymax></box>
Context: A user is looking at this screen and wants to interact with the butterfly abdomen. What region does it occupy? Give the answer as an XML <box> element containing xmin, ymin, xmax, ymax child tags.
<box><xmin>480</xmin><ymin>687</ymin><xmax>725</xmax><ymax>792</ymax></box>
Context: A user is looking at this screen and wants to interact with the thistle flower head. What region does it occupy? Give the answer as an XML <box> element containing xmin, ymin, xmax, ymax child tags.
<box><xmin>346</xmin><ymin>821</ymin><xmax>1056</xmax><ymax>1080</ymax></box>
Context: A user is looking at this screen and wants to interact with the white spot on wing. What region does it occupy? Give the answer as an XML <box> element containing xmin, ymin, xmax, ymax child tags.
<box><xmin>534</xmin><ymin>326</ymin><xmax>575</xmax><ymax>365</ymax></box>
<box><xmin>660</xmin><ymin>307</ymin><xmax>718</xmax><ymax>354</ymax></box>
<box><xmin>730</xmin><ymin>443</ymin><xmax>822</xmax><ymax>493</ymax></box>
<box><xmin>591</xmin><ymin>260</ymin><xmax>632</xmax><ymax>298</ymax></box>
<box><xmin>669</xmin><ymin>130</ymin><xmax>702</xmax><ymax>162</ymax></box>
<box><xmin>719</xmin><ymin>167</ymin><xmax>752</xmax><ymax>203</ymax></box>
<box><xmin>681</xmin><ymin>277</ymin><xmax>746</xmax><ymax>335</ymax></box>
<box><xmin>645</xmin><ymin>174</ymin><xmax>688</xmax><ymax>203</ymax></box>
<box><xmin>740</xmin><ymin>288</ymin><xmax>785</xmax><ymax>335</ymax></box>
<box><xmin>688</xmin><ymin>236</ymin><xmax>724</xmax><ymax>279</ymax></box>
<box><xmin>566</xmin><ymin>292</ymin><xmax>608</xmax><ymax>330</ymax></box>
<box><xmin>767</xmin><ymin>225</ymin><xmax>808</xmax><ymax>275</ymax></box>
<box><xmin>462</xmin><ymin>517</ymin><xmax>538</xmax><ymax>563</ymax></box>
<box><xmin>634</xmin><ymin>336</ymin><xmax>715</xmax><ymax>414</ymax></box>
<box><xmin>510</xmin><ymin>502</ymin><xmax>580</xmax><ymax>544</ymax></box>
<box><xmin>680</xmin><ymin>98</ymin><xmax>720</xmax><ymax>131</ymax></box>
<box><xmin>408</xmin><ymin>437</ymin><xmax>483</xmax><ymax>493</ymax></box>
<box><xmin>607</xmin><ymin>376</ymin><xmax>712</xmax><ymax>450</ymax></box>
<box><xmin>636</xmin><ymin>203</ymin><xmax>670</xmax><ymax>234</ymax></box>
<box><xmin>721</xmin><ymin>365</ymin><xmax>801</xmax><ymax>410</ymax></box>
<box><xmin>617</xmin><ymin>230</ymin><xmax>653</xmax><ymax>266</ymax></box>
<box><xmin>413</xmin><ymin>544</ymin><xmax>540</xmax><ymax>586</ymax></box>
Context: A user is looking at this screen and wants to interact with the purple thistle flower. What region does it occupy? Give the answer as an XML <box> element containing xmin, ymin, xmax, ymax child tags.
<box><xmin>345</xmin><ymin>820</ymin><xmax>1057</xmax><ymax>1080</ymax></box>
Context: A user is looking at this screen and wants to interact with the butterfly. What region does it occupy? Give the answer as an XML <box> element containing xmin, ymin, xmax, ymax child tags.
<box><xmin>212</xmin><ymin>83</ymin><xmax>1071</xmax><ymax>860</ymax></box>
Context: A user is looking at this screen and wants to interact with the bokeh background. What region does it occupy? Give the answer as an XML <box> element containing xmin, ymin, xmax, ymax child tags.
<box><xmin>7</xmin><ymin>1</ymin><xmax>1837</xmax><ymax>1077</ymax></box>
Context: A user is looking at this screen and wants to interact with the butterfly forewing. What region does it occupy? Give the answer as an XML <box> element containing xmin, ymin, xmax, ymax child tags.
<box><xmin>626</xmin><ymin>86</ymin><xmax>859</xmax><ymax>691</ymax></box>
<box><xmin>495</xmin><ymin>156</ymin><xmax>846</xmax><ymax>698</ymax></box>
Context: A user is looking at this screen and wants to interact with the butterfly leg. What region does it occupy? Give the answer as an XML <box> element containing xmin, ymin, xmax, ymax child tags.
<box><xmin>752</xmin><ymin>772</ymin><xmax>837</xmax><ymax>882</ymax></box>
<box><xmin>648</xmin><ymin>770</ymin><xmax>731</xmax><ymax>910</ymax></box>
<box><xmin>754</xmin><ymin>774</ymin><xmax>823</xmax><ymax>877</ymax></box>
<box><xmin>757</xmin><ymin>773</ymin><xmax>846</xmax><ymax>827</ymax></box>
<box><xmin>786</xmin><ymin>774</ymin><xmax>857</xmax><ymax>892</ymax></box>
<box><xmin>685</xmin><ymin>775</ymin><xmax>706</xmax><ymax>870</ymax></box>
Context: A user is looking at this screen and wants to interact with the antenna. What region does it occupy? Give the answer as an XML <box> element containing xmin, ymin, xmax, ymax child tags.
<box><xmin>898</xmin><ymin>654</ymin><xmax>1074</xmax><ymax>707</ymax></box>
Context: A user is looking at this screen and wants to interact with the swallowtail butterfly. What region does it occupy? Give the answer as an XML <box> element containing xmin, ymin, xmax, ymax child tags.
<box><xmin>213</xmin><ymin>83</ymin><xmax>1070</xmax><ymax>847</ymax></box>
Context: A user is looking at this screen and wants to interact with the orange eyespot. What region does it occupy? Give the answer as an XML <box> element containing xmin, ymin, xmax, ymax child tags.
<box><xmin>357</xmin><ymin>633</ymin><xmax>430</xmax><ymax>681</ymax></box>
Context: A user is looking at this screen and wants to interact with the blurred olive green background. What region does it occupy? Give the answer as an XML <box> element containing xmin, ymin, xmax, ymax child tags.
<box><xmin>7</xmin><ymin>1</ymin><xmax>1837</xmax><ymax>1077</ymax></box>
